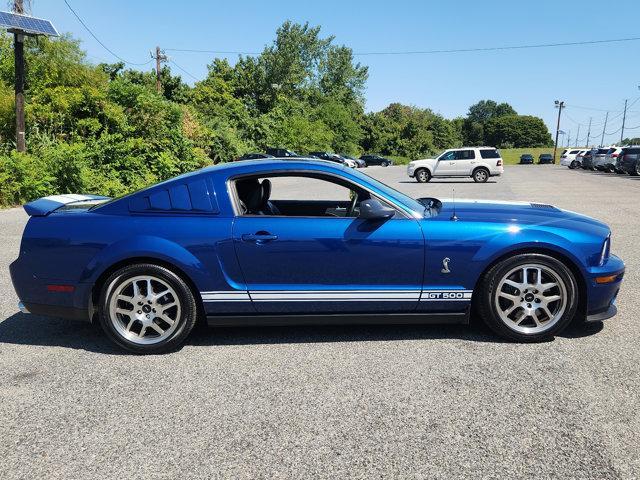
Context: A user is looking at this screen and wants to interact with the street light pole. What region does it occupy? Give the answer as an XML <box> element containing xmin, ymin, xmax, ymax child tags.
<box><xmin>553</xmin><ymin>100</ymin><xmax>565</xmax><ymax>164</ymax></box>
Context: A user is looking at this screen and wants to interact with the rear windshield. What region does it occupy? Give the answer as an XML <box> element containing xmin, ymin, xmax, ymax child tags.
<box><xmin>480</xmin><ymin>149</ymin><xmax>500</xmax><ymax>159</ymax></box>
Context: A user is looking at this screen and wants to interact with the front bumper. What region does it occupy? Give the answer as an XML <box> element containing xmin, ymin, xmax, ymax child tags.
<box><xmin>407</xmin><ymin>165</ymin><xmax>416</xmax><ymax>177</ymax></box>
<box><xmin>586</xmin><ymin>304</ymin><xmax>617</xmax><ymax>322</ymax></box>
<box><xmin>585</xmin><ymin>254</ymin><xmax>624</xmax><ymax>322</ymax></box>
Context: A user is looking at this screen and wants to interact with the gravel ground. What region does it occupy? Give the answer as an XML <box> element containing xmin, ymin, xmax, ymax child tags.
<box><xmin>0</xmin><ymin>165</ymin><xmax>638</xmax><ymax>479</ymax></box>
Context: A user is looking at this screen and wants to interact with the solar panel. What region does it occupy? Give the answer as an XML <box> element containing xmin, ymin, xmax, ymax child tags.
<box><xmin>0</xmin><ymin>11</ymin><xmax>58</xmax><ymax>36</ymax></box>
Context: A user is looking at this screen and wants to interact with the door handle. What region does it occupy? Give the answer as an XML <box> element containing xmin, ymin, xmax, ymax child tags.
<box><xmin>241</xmin><ymin>231</ymin><xmax>278</xmax><ymax>244</ymax></box>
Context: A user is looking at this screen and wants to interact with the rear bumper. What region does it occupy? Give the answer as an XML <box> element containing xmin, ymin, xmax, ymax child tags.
<box><xmin>10</xmin><ymin>257</ymin><xmax>92</xmax><ymax>322</ymax></box>
<box><xmin>20</xmin><ymin>302</ymin><xmax>90</xmax><ymax>322</ymax></box>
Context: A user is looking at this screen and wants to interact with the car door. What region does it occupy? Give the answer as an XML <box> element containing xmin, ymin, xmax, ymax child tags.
<box><xmin>231</xmin><ymin>173</ymin><xmax>425</xmax><ymax>314</ymax></box>
<box><xmin>453</xmin><ymin>149</ymin><xmax>476</xmax><ymax>175</ymax></box>
<box><xmin>433</xmin><ymin>151</ymin><xmax>457</xmax><ymax>176</ymax></box>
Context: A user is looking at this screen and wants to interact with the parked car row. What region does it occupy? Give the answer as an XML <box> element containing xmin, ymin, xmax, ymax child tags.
<box><xmin>518</xmin><ymin>153</ymin><xmax>554</xmax><ymax>164</ymax></box>
<box><xmin>236</xmin><ymin>149</ymin><xmax>394</xmax><ymax>168</ymax></box>
<box><xmin>559</xmin><ymin>146</ymin><xmax>640</xmax><ymax>176</ymax></box>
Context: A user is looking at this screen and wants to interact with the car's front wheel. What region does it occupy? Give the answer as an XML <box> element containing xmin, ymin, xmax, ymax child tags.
<box><xmin>472</xmin><ymin>168</ymin><xmax>489</xmax><ymax>183</ymax></box>
<box><xmin>381</xmin><ymin>160</ymin><xmax>390</xmax><ymax>167</ymax></box>
<box><xmin>569</xmin><ymin>160</ymin><xmax>579</xmax><ymax>169</ymax></box>
<box><xmin>98</xmin><ymin>263</ymin><xmax>198</xmax><ymax>354</ymax></box>
<box><xmin>415</xmin><ymin>168</ymin><xmax>431</xmax><ymax>183</ymax></box>
<box><xmin>478</xmin><ymin>254</ymin><xmax>578</xmax><ymax>342</ymax></box>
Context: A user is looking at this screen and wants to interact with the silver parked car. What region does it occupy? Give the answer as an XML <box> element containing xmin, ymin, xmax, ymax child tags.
<box><xmin>593</xmin><ymin>147</ymin><xmax>616</xmax><ymax>171</ymax></box>
<box><xmin>601</xmin><ymin>147</ymin><xmax>623</xmax><ymax>172</ymax></box>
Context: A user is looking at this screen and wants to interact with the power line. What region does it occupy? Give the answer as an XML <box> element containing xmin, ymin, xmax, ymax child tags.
<box><xmin>165</xmin><ymin>35</ymin><xmax>640</xmax><ymax>57</ymax></box>
<box><xmin>166</xmin><ymin>47</ymin><xmax>260</xmax><ymax>55</ymax></box>
<box><xmin>63</xmin><ymin>0</ymin><xmax>152</xmax><ymax>66</ymax></box>
<box><xmin>169</xmin><ymin>59</ymin><xmax>199</xmax><ymax>81</ymax></box>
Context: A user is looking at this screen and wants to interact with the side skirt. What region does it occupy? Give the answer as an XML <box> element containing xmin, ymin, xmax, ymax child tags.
<box><xmin>207</xmin><ymin>311</ymin><xmax>469</xmax><ymax>327</ymax></box>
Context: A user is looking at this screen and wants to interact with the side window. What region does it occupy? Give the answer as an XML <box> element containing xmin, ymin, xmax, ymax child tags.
<box><xmin>455</xmin><ymin>150</ymin><xmax>475</xmax><ymax>160</ymax></box>
<box><xmin>480</xmin><ymin>149</ymin><xmax>500</xmax><ymax>159</ymax></box>
<box><xmin>233</xmin><ymin>174</ymin><xmax>399</xmax><ymax>218</ymax></box>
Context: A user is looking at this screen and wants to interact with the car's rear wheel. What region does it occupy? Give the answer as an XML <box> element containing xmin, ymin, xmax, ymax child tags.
<box><xmin>415</xmin><ymin>168</ymin><xmax>431</xmax><ymax>183</ymax></box>
<box><xmin>632</xmin><ymin>162</ymin><xmax>640</xmax><ymax>176</ymax></box>
<box><xmin>569</xmin><ymin>160</ymin><xmax>579</xmax><ymax>169</ymax></box>
<box><xmin>478</xmin><ymin>254</ymin><xmax>578</xmax><ymax>342</ymax></box>
<box><xmin>381</xmin><ymin>160</ymin><xmax>390</xmax><ymax>167</ymax></box>
<box><xmin>472</xmin><ymin>168</ymin><xmax>489</xmax><ymax>183</ymax></box>
<box><xmin>98</xmin><ymin>264</ymin><xmax>198</xmax><ymax>354</ymax></box>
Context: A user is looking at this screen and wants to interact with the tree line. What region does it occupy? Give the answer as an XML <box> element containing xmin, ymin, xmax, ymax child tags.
<box><xmin>0</xmin><ymin>21</ymin><xmax>552</xmax><ymax>206</ymax></box>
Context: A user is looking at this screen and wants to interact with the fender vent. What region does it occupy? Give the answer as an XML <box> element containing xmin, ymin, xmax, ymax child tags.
<box><xmin>530</xmin><ymin>203</ymin><xmax>558</xmax><ymax>210</ymax></box>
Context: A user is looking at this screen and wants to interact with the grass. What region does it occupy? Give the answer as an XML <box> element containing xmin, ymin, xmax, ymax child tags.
<box><xmin>387</xmin><ymin>148</ymin><xmax>558</xmax><ymax>166</ymax></box>
<box><xmin>499</xmin><ymin>147</ymin><xmax>556</xmax><ymax>165</ymax></box>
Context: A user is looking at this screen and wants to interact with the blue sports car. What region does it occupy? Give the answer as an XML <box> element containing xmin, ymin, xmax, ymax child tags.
<box><xmin>10</xmin><ymin>159</ymin><xmax>624</xmax><ymax>353</ymax></box>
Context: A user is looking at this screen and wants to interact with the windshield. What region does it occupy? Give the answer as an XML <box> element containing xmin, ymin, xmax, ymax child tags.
<box><xmin>346</xmin><ymin>168</ymin><xmax>425</xmax><ymax>215</ymax></box>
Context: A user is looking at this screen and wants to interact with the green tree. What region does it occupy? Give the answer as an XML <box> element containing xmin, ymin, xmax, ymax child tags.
<box><xmin>484</xmin><ymin>115</ymin><xmax>553</xmax><ymax>148</ymax></box>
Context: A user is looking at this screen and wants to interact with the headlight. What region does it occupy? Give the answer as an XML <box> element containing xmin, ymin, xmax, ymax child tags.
<box><xmin>599</xmin><ymin>234</ymin><xmax>611</xmax><ymax>265</ymax></box>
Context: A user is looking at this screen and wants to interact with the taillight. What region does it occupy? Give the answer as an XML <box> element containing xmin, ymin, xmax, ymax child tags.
<box><xmin>496</xmin><ymin>160</ymin><xmax>503</xmax><ymax>166</ymax></box>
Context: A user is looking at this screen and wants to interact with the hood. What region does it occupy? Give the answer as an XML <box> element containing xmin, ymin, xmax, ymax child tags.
<box><xmin>428</xmin><ymin>198</ymin><xmax>609</xmax><ymax>234</ymax></box>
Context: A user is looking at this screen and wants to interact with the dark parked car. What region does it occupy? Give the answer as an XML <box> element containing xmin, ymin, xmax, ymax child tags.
<box><xmin>581</xmin><ymin>150</ymin><xmax>595</xmax><ymax>170</ymax></box>
<box><xmin>617</xmin><ymin>146</ymin><xmax>640</xmax><ymax>176</ymax></box>
<box><xmin>266</xmin><ymin>148</ymin><xmax>302</xmax><ymax>158</ymax></box>
<box><xmin>519</xmin><ymin>154</ymin><xmax>534</xmax><ymax>164</ymax></box>
<box><xmin>360</xmin><ymin>154</ymin><xmax>393</xmax><ymax>167</ymax></box>
<box><xmin>538</xmin><ymin>153</ymin><xmax>554</xmax><ymax>164</ymax></box>
<box><xmin>237</xmin><ymin>153</ymin><xmax>274</xmax><ymax>161</ymax></box>
<box><xmin>308</xmin><ymin>152</ymin><xmax>346</xmax><ymax>164</ymax></box>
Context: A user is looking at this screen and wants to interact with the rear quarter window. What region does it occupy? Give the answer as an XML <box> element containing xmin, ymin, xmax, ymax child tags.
<box><xmin>480</xmin><ymin>149</ymin><xmax>500</xmax><ymax>159</ymax></box>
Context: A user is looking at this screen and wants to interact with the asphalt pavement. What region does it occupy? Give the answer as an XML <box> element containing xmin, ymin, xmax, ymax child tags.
<box><xmin>1</xmin><ymin>165</ymin><xmax>639</xmax><ymax>479</ymax></box>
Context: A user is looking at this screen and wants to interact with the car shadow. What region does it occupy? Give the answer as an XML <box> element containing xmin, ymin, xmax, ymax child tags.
<box><xmin>0</xmin><ymin>312</ymin><xmax>605</xmax><ymax>353</ymax></box>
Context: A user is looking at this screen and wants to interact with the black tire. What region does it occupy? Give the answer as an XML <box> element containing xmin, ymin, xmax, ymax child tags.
<box><xmin>472</xmin><ymin>168</ymin><xmax>490</xmax><ymax>183</ymax></box>
<box><xmin>415</xmin><ymin>168</ymin><xmax>431</xmax><ymax>183</ymax></box>
<box><xmin>569</xmin><ymin>160</ymin><xmax>579</xmax><ymax>169</ymax></box>
<box><xmin>632</xmin><ymin>162</ymin><xmax>640</xmax><ymax>176</ymax></box>
<box><xmin>381</xmin><ymin>161</ymin><xmax>389</xmax><ymax>167</ymax></box>
<box><xmin>477</xmin><ymin>253</ymin><xmax>578</xmax><ymax>342</ymax></box>
<box><xmin>98</xmin><ymin>263</ymin><xmax>198</xmax><ymax>354</ymax></box>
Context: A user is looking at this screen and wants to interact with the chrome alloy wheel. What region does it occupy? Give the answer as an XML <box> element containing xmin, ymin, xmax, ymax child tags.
<box><xmin>494</xmin><ymin>263</ymin><xmax>568</xmax><ymax>334</ymax></box>
<box><xmin>108</xmin><ymin>275</ymin><xmax>181</xmax><ymax>345</ymax></box>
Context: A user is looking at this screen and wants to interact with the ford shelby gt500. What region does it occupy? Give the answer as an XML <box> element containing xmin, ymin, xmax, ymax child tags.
<box><xmin>10</xmin><ymin>159</ymin><xmax>624</xmax><ymax>353</ymax></box>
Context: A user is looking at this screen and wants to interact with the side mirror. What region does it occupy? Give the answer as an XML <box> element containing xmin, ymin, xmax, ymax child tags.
<box><xmin>358</xmin><ymin>199</ymin><xmax>396</xmax><ymax>220</ymax></box>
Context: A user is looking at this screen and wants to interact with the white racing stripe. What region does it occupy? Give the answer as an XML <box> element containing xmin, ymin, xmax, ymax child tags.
<box><xmin>201</xmin><ymin>289</ymin><xmax>472</xmax><ymax>302</ymax></box>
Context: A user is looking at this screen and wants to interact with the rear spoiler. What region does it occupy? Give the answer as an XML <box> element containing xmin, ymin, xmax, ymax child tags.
<box><xmin>24</xmin><ymin>194</ymin><xmax>111</xmax><ymax>217</ymax></box>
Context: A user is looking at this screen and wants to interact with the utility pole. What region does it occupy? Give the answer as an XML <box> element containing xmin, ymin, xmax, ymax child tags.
<box><xmin>13</xmin><ymin>0</ymin><xmax>25</xmax><ymax>152</ymax></box>
<box><xmin>553</xmin><ymin>100</ymin><xmax>564</xmax><ymax>164</ymax></box>
<box><xmin>567</xmin><ymin>130</ymin><xmax>571</xmax><ymax>147</ymax></box>
<box><xmin>151</xmin><ymin>46</ymin><xmax>167</xmax><ymax>94</ymax></box>
<box><xmin>575</xmin><ymin>124</ymin><xmax>580</xmax><ymax>147</ymax></box>
<box><xmin>586</xmin><ymin>117</ymin><xmax>592</xmax><ymax>147</ymax></box>
<box><xmin>620</xmin><ymin>99</ymin><xmax>628</xmax><ymax>144</ymax></box>
<box><xmin>600</xmin><ymin>111</ymin><xmax>608</xmax><ymax>147</ymax></box>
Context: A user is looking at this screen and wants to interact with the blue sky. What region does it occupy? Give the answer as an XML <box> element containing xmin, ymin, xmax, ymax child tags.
<box><xmin>29</xmin><ymin>0</ymin><xmax>640</xmax><ymax>144</ymax></box>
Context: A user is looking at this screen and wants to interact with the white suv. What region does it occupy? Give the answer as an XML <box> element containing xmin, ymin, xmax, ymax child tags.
<box><xmin>407</xmin><ymin>147</ymin><xmax>504</xmax><ymax>183</ymax></box>
<box><xmin>560</xmin><ymin>148</ymin><xmax>590</xmax><ymax>169</ymax></box>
